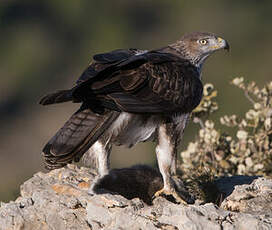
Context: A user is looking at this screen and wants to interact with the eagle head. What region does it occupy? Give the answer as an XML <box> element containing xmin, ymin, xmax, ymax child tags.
<box><xmin>170</xmin><ymin>32</ymin><xmax>229</xmax><ymax>67</ymax></box>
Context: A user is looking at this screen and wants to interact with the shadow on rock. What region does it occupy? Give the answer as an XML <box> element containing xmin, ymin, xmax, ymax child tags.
<box><xmin>92</xmin><ymin>165</ymin><xmax>261</xmax><ymax>207</ymax></box>
<box><xmin>215</xmin><ymin>175</ymin><xmax>259</xmax><ymax>197</ymax></box>
<box><xmin>92</xmin><ymin>165</ymin><xmax>163</xmax><ymax>205</ymax></box>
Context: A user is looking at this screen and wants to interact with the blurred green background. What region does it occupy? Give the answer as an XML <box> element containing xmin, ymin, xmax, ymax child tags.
<box><xmin>1</xmin><ymin>0</ymin><xmax>272</xmax><ymax>202</ymax></box>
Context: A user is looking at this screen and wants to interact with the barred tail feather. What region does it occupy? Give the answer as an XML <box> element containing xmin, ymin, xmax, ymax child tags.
<box><xmin>42</xmin><ymin>105</ymin><xmax>119</xmax><ymax>169</ymax></box>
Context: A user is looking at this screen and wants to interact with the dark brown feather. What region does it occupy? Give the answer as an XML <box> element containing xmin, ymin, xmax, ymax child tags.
<box><xmin>42</xmin><ymin>105</ymin><xmax>119</xmax><ymax>169</ymax></box>
<box><xmin>72</xmin><ymin>51</ymin><xmax>203</xmax><ymax>114</ymax></box>
<box><xmin>39</xmin><ymin>49</ymin><xmax>144</xmax><ymax>106</ymax></box>
<box><xmin>39</xmin><ymin>89</ymin><xmax>73</xmax><ymax>105</ymax></box>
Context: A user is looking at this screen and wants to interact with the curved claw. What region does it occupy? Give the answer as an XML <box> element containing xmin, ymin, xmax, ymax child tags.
<box><xmin>152</xmin><ymin>188</ymin><xmax>188</xmax><ymax>205</ymax></box>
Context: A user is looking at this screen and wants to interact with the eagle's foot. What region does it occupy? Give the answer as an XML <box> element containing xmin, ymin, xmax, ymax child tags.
<box><xmin>153</xmin><ymin>187</ymin><xmax>188</xmax><ymax>204</ymax></box>
<box><xmin>152</xmin><ymin>176</ymin><xmax>195</xmax><ymax>204</ymax></box>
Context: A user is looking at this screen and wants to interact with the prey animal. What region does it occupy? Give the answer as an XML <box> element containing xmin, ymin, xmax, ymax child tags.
<box><xmin>40</xmin><ymin>32</ymin><xmax>229</xmax><ymax>203</ymax></box>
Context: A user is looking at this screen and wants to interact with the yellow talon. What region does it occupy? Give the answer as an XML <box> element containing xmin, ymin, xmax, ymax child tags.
<box><xmin>153</xmin><ymin>188</ymin><xmax>188</xmax><ymax>205</ymax></box>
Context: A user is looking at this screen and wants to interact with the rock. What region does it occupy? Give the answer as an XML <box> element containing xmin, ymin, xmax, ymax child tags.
<box><xmin>220</xmin><ymin>177</ymin><xmax>272</xmax><ymax>215</ymax></box>
<box><xmin>0</xmin><ymin>165</ymin><xmax>272</xmax><ymax>230</ymax></box>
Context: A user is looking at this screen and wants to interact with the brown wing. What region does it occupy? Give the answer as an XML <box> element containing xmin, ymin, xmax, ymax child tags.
<box><xmin>39</xmin><ymin>48</ymin><xmax>146</xmax><ymax>105</ymax></box>
<box><xmin>76</xmin><ymin>48</ymin><xmax>146</xmax><ymax>85</ymax></box>
<box><xmin>72</xmin><ymin>51</ymin><xmax>203</xmax><ymax>114</ymax></box>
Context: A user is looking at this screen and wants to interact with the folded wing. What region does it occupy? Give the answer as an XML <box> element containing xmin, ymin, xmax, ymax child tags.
<box><xmin>73</xmin><ymin>51</ymin><xmax>203</xmax><ymax>114</ymax></box>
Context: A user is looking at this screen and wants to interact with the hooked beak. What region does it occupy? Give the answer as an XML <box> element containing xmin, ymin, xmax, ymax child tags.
<box><xmin>218</xmin><ymin>37</ymin><xmax>230</xmax><ymax>52</ymax></box>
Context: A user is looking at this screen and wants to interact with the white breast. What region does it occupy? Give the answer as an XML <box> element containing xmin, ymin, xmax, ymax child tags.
<box><xmin>106</xmin><ymin>112</ymin><xmax>159</xmax><ymax>147</ymax></box>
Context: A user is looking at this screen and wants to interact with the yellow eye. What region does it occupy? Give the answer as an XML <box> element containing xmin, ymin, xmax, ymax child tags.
<box><xmin>199</xmin><ymin>39</ymin><xmax>208</xmax><ymax>45</ymax></box>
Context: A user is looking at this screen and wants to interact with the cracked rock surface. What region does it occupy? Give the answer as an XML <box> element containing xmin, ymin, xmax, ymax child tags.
<box><xmin>0</xmin><ymin>165</ymin><xmax>272</xmax><ymax>230</ymax></box>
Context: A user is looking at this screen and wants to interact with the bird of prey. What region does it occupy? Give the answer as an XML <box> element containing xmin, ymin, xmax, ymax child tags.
<box><xmin>40</xmin><ymin>32</ymin><xmax>229</xmax><ymax>203</ymax></box>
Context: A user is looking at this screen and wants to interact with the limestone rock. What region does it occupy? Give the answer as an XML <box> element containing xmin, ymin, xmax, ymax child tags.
<box><xmin>220</xmin><ymin>177</ymin><xmax>272</xmax><ymax>215</ymax></box>
<box><xmin>0</xmin><ymin>165</ymin><xmax>272</xmax><ymax>230</ymax></box>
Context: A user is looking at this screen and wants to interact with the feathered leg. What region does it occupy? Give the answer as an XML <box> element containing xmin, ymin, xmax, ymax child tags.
<box><xmin>153</xmin><ymin>122</ymin><xmax>193</xmax><ymax>204</ymax></box>
<box><xmin>88</xmin><ymin>136</ymin><xmax>112</xmax><ymax>194</ymax></box>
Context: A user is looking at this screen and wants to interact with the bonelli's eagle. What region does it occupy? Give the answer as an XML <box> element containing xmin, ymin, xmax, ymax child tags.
<box><xmin>40</xmin><ymin>32</ymin><xmax>229</xmax><ymax>203</ymax></box>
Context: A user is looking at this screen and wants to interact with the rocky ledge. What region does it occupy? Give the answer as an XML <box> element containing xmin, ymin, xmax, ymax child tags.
<box><xmin>0</xmin><ymin>165</ymin><xmax>272</xmax><ymax>230</ymax></box>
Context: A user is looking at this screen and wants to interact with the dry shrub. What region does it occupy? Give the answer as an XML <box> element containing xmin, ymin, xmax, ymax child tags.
<box><xmin>180</xmin><ymin>79</ymin><xmax>272</xmax><ymax>179</ymax></box>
